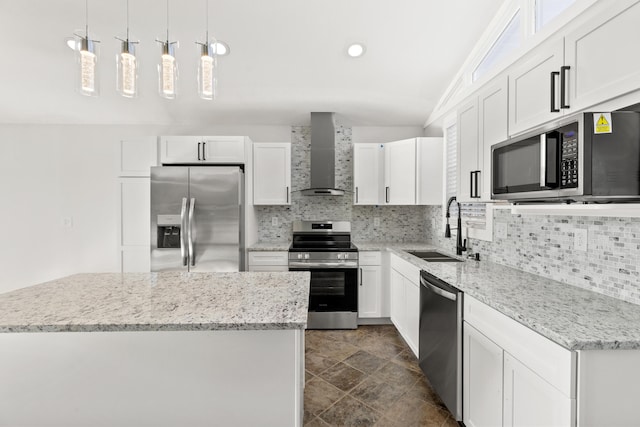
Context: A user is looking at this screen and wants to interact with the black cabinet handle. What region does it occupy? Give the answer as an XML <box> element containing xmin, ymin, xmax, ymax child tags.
<box><xmin>197</xmin><ymin>142</ymin><xmax>201</xmax><ymax>161</ymax></box>
<box><xmin>286</xmin><ymin>186</ymin><xmax>289</xmax><ymax>203</ymax></box>
<box><xmin>355</xmin><ymin>187</ymin><xmax>359</xmax><ymax>203</ymax></box>
<box><xmin>560</xmin><ymin>66</ymin><xmax>570</xmax><ymax>109</ymax></box>
<box><xmin>359</xmin><ymin>268</ymin><xmax>363</xmax><ymax>286</ymax></box>
<box><xmin>550</xmin><ymin>71</ymin><xmax>560</xmax><ymax>112</ymax></box>
<box><xmin>469</xmin><ymin>171</ymin><xmax>474</xmax><ymax>198</ymax></box>
<box><xmin>474</xmin><ymin>170</ymin><xmax>480</xmax><ymax>198</ymax></box>
<box><xmin>385</xmin><ymin>187</ymin><xmax>390</xmax><ymax>203</ymax></box>
<box><xmin>202</xmin><ymin>142</ymin><xmax>206</xmax><ymax>161</ymax></box>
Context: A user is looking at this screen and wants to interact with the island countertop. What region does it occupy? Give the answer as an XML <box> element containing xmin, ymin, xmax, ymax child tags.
<box><xmin>0</xmin><ymin>272</ymin><xmax>310</xmax><ymax>333</ymax></box>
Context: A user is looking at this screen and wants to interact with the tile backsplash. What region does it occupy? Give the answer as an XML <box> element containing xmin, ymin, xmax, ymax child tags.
<box><xmin>255</xmin><ymin>126</ymin><xmax>428</xmax><ymax>243</ymax></box>
<box><xmin>426</xmin><ymin>206</ymin><xmax>640</xmax><ymax>305</ymax></box>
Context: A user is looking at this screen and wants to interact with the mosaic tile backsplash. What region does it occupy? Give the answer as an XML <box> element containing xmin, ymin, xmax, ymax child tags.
<box><xmin>425</xmin><ymin>206</ymin><xmax>640</xmax><ymax>305</ymax></box>
<box><xmin>255</xmin><ymin>126</ymin><xmax>428</xmax><ymax>243</ymax></box>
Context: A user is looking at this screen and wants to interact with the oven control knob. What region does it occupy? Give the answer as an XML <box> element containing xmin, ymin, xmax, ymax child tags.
<box><xmin>304</xmin><ymin>253</ymin><xmax>309</xmax><ymax>260</ymax></box>
<box><xmin>297</xmin><ymin>253</ymin><xmax>303</xmax><ymax>260</ymax></box>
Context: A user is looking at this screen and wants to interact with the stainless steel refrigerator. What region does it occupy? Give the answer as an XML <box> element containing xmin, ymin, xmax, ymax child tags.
<box><xmin>150</xmin><ymin>166</ymin><xmax>244</xmax><ymax>272</ymax></box>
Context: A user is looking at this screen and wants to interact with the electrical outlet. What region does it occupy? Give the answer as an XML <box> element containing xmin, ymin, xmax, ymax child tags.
<box><xmin>271</xmin><ymin>217</ymin><xmax>278</xmax><ymax>227</ymax></box>
<box><xmin>574</xmin><ymin>228</ymin><xmax>588</xmax><ymax>252</ymax></box>
<box><xmin>496</xmin><ymin>222</ymin><xmax>507</xmax><ymax>239</ymax></box>
<box><xmin>62</xmin><ymin>216</ymin><xmax>73</xmax><ymax>229</ymax></box>
<box><xmin>373</xmin><ymin>217</ymin><xmax>381</xmax><ymax>227</ymax></box>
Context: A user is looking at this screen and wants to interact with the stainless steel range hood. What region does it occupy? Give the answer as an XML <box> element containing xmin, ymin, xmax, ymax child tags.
<box><xmin>301</xmin><ymin>112</ymin><xmax>345</xmax><ymax>196</ymax></box>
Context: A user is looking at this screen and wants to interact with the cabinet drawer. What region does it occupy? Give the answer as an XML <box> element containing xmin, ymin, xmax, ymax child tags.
<box><xmin>359</xmin><ymin>251</ymin><xmax>381</xmax><ymax>266</ymax></box>
<box><xmin>465</xmin><ymin>295</ymin><xmax>576</xmax><ymax>398</ymax></box>
<box><xmin>390</xmin><ymin>254</ymin><xmax>420</xmax><ymax>281</ymax></box>
<box><xmin>248</xmin><ymin>251</ymin><xmax>289</xmax><ymax>266</ymax></box>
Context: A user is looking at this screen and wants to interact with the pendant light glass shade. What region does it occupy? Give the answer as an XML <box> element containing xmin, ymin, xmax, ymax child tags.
<box><xmin>197</xmin><ymin>42</ymin><xmax>217</xmax><ymax>100</ymax></box>
<box><xmin>76</xmin><ymin>35</ymin><xmax>99</xmax><ymax>96</ymax></box>
<box><xmin>158</xmin><ymin>41</ymin><xmax>177</xmax><ymax>99</ymax></box>
<box><xmin>116</xmin><ymin>41</ymin><xmax>138</xmax><ymax>97</ymax></box>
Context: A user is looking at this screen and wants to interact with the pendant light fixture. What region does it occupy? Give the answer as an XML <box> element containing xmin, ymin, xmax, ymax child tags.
<box><xmin>196</xmin><ymin>0</ymin><xmax>217</xmax><ymax>100</ymax></box>
<box><xmin>115</xmin><ymin>0</ymin><xmax>139</xmax><ymax>98</ymax></box>
<box><xmin>74</xmin><ymin>0</ymin><xmax>100</xmax><ymax>96</ymax></box>
<box><xmin>156</xmin><ymin>0</ymin><xmax>178</xmax><ymax>99</ymax></box>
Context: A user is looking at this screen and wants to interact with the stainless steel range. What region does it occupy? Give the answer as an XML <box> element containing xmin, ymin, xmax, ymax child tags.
<box><xmin>288</xmin><ymin>220</ymin><xmax>359</xmax><ymax>329</ymax></box>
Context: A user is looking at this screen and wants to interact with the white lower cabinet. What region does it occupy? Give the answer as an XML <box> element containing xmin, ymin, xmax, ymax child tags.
<box><xmin>247</xmin><ymin>251</ymin><xmax>289</xmax><ymax>272</ymax></box>
<box><xmin>358</xmin><ymin>252</ymin><xmax>382</xmax><ymax>319</ymax></box>
<box><xmin>503</xmin><ymin>352</ymin><xmax>573</xmax><ymax>427</ymax></box>
<box><xmin>463</xmin><ymin>323</ymin><xmax>503</xmax><ymax>427</ymax></box>
<box><xmin>389</xmin><ymin>254</ymin><xmax>420</xmax><ymax>357</ymax></box>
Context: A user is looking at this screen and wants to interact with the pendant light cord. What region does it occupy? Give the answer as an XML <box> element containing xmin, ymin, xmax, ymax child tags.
<box><xmin>205</xmin><ymin>0</ymin><xmax>209</xmax><ymax>42</ymax></box>
<box><xmin>166</xmin><ymin>0</ymin><xmax>170</xmax><ymax>42</ymax></box>
<box><xmin>85</xmin><ymin>0</ymin><xmax>89</xmax><ymax>38</ymax></box>
<box><xmin>126</xmin><ymin>0</ymin><xmax>129</xmax><ymax>40</ymax></box>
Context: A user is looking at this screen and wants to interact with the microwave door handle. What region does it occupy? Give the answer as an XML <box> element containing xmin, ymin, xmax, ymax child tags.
<box><xmin>540</xmin><ymin>134</ymin><xmax>547</xmax><ymax>187</ymax></box>
<box><xmin>550</xmin><ymin>71</ymin><xmax>560</xmax><ymax>113</ymax></box>
<box><xmin>180</xmin><ymin>197</ymin><xmax>188</xmax><ymax>266</ymax></box>
<box><xmin>188</xmin><ymin>197</ymin><xmax>195</xmax><ymax>266</ymax></box>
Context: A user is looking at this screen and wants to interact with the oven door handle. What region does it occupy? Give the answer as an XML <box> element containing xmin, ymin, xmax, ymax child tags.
<box><xmin>288</xmin><ymin>261</ymin><xmax>358</xmax><ymax>269</ymax></box>
<box><xmin>540</xmin><ymin>134</ymin><xmax>547</xmax><ymax>188</ymax></box>
<box><xmin>420</xmin><ymin>276</ymin><xmax>457</xmax><ymax>301</ymax></box>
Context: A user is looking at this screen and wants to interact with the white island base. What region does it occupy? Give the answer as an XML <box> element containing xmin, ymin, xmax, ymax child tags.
<box><xmin>0</xmin><ymin>329</ymin><xmax>304</xmax><ymax>427</ymax></box>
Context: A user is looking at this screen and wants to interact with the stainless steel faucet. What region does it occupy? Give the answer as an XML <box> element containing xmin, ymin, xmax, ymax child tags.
<box><xmin>445</xmin><ymin>196</ymin><xmax>467</xmax><ymax>256</ymax></box>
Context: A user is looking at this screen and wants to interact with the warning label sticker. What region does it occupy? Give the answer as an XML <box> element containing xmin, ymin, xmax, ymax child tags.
<box><xmin>594</xmin><ymin>113</ymin><xmax>612</xmax><ymax>134</ymax></box>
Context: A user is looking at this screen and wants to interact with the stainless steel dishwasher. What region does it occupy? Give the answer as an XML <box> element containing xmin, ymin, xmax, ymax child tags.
<box><xmin>419</xmin><ymin>270</ymin><xmax>463</xmax><ymax>422</ymax></box>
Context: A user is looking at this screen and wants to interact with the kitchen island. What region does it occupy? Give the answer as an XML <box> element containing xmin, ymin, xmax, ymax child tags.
<box><xmin>0</xmin><ymin>272</ymin><xmax>310</xmax><ymax>427</ymax></box>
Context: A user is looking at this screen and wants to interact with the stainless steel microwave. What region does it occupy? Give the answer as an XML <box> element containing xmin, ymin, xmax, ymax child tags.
<box><xmin>492</xmin><ymin>112</ymin><xmax>640</xmax><ymax>202</ymax></box>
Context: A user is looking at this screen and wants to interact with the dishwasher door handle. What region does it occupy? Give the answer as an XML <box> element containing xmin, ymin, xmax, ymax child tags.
<box><xmin>421</xmin><ymin>277</ymin><xmax>457</xmax><ymax>301</ymax></box>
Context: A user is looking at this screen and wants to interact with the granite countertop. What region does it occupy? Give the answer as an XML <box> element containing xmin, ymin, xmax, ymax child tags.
<box><xmin>0</xmin><ymin>272</ymin><xmax>310</xmax><ymax>333</ymax></box>
<box><xmin>354</xmin><ymin>241</ymin><xmax>435</xmax><ymax>251</ymax></box>
<box><xmin>248</xmin><ymin>242</ymin><xmax>291</xmax><ymax>251</ymax></box>
<box><xmin>377</xmin><ymin>244</ymin><xmax>640</xmax><ymax>351</ymax></box>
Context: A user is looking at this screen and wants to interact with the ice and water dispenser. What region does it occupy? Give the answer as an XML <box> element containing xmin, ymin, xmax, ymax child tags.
<box><xmin>156</xmin><ymin>214</ymin><xmax>182</xmax><ymax>249</ymax></box>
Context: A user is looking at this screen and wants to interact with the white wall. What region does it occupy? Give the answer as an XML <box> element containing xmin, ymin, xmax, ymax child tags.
<box><xmin>352</xmin><ymin>126</ymin><xmax>424</xmax><ymax>144</ymax></box>
<box><xmin>0</xmin><ymin>124</ymin><xmax>290</xmax><ymax>294</ymax></box>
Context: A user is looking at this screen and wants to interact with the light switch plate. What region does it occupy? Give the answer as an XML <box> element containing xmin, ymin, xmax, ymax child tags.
<box><xmin>62</xmin><ymin>216</ymin><xmax>73</xmax><ymax>229</ymax></box>
<box><xmin>574</xmin><ymin>228</ymin><xmax>588</xmax><ymax>252</ymax></box>
<box><xmin>271</xmin><ymin>217</ymin><xmax>278</xmax><ymax>227</ymax></box>
<box><xmin>496</xmin><ymin>222</ymin><xmax>507</xmax><ymax>239</ymax></box>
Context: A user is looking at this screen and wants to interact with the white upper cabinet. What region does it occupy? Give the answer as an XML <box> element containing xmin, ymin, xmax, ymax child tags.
<box><xmin>118</xmin><ymin>137</ymin><xmax>158</xmax><ymax>177</ymax></box>
<box><xmin>159</xmin><ymin>136</ymin><xmax>246</xmax><ymax>164</ymax></box>
<box><xmin>457</xmin><ymin>98</ymin><xmax>480</xmax><ymax>202</ymax></box>
<box><xmin>416</xmin><ymin>138</ymin><xmax>444</xmax><ymax>205</ymax></box>
<box><xmin>252</xmin><ymin>143</ymin><xmax>291</xmax><ymax>205</ymax></box>
<box><xmin>565</xmin><ymin>0</ymin><xmax>640</xmax><ymax>112</ymax></box>
<box><xmin>384</xmin><ymin>138</ymin><xmax>416</xmax><ymax>205</ymax></box>
<box><xmin>353</xmin><ymin>143</ymin><xmax>384</xmax><ymax>205</ymax></box>
<box><xmin>508</xmin><ymin>39</ymin><xmax>565</xmax><ymax>136</ymax></box>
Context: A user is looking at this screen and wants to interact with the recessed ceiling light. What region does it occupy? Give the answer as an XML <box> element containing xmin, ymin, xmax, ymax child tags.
<box><xmin>213</xmin><ymin>41</ymin><xmax>230</xmax><ymax>56</ymax></box>
<box><xmin>347</xmin><ymin>43</ymin><xmax>366</xmax><ymax>58</ymax></box>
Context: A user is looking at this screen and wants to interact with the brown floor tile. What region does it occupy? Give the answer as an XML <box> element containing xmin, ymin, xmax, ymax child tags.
<box><xmin>385</xmin><ymin>396</ymin><xmax>450</xmax><ymax>427</ymax></box>
<box><xmin>306</xmin><ymin>370</ymin><xmax>315</xmax><ymax>383</ymax></box>
<box><xmin>392</xmin><ymin>349</ymin><xmax>422</xmax><ymax>373</ymax></box>
<box><xmin>304</xmin><ymin>377</ymin><xmax>345</xmax><ymax>421</ymax></box>
<box><xmin>304</xmin><ymin>416</ymin><xmax>332</xmax><ymax>427</ymax></box>
<box><xmin>319</xmin><ymin>362</ymin><xmax>368</xmax><ymax>392</ymax></box>
<box><xmin>311</xmin><ymin>337</ymin><xmax>360</xmax><ymax>361</ymax></box>
<box><xmin>358</xmin><ymin>338</ymin><xmax>405</xmax><ymax>360</ymax></box>
<box><xmin>343</xmin><ymin>350</ymin><xmax>386</xmax><ymax>374</ymax></box>
<box><xmin>359</xmin><ymin>324</ymin><xmax>397</xmax><ymax>337</ymax></box>
<box><xmin>441</xmin><ymin>414</ymin><xmax>461</xmax><ymax>427</ymax></box>
<box><xmin>375</xmin><ymin>360</ymin><xmax>423</xmax><ymax>385</ymax></box>
<box><xmin>350</xmin><ymin>374</ymin><xmax>410</xmax><ymax>413</ymax></box>
<box><xmin>319</xmin><ymin>395</ymin><xmax>382</xmax><ymax>426</ymax></box>
<box><xmin>306</xmin><ymin>349</ymin><xmax>340</xmax><ymax>375</ymax></box>
<box><xmin>403</xmin><ymin>376</ymin><xmax>446</xmax><ymax>407</ymax></box>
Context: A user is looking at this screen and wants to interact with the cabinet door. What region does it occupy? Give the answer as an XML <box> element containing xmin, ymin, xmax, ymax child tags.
<box><xmin>404</xmin><ymin>277</ymin><xmax>420</xmax><ymax>357</ymax></box>
<box><xmin>565</xmin><ymin>0</ymin><xmax>640</xmax><ymax>112</ymax></box>
<box><xmin>119</xmin><ymin>178</ymin><xmax>150</xmax><ymax>273</ymax></box>
<box><xmin>390</xmin><ymin>268</ymin><xmax>405</xmax><ymax>334</ymax></box>
<box><xmin>358</xmin><ymin>265</ymin><xmax>382</xmax><ymax>318</ymax></box>
<box><xmin>463</xmin><ymin>322</ymin><xmax>504</xmax><ymax>427</ymax></box>
<box><xmin>253</xmin><ymin>143</ymin><xmax>291</xmax><ymax>205</ymax></box>
<box><xmin>353</xmin><ymin>143</ymin><xmax>383</xmax><ymax>205</ymax></box>
<box><xmin>119</xmin><ymin>137</ymin><xmax>158</xmax><ymax>177</ymax></box>
<box><xmin>478</xmin><ymin>76</ymin><xmax>509</xmax><ymax>201</ymax></box>
<box><xmin>416</xmin><ymin>137</ymin><xmax>443</xmax><ymax>205</ymax></box>
<box><xmin>457</xmin><ymin>98</ymin><xmax>479</xmax><ymax>202</ymax></box>
<box><xmin>384</xmin><ymin>139</ymin><xmax>416</xmax><ymax>205</ymax></box>
<box><xmin>201</xmin><ymin>136</ymin><xmax>246</xmax><ymax>163</ymax></box>
<box><xmin>508</xmin><ymin>39</ymin><xmax>564</xmax><ymax>136</ymax></box>
<box><xmin>159</xmin><ymin>136</ymin><xmax>200</xmax><ymax>164</ymax></box>
<box><xmin>503</xmin><ymin>353</ymin><xmax>574</xmax><ymax>427</ymax></box>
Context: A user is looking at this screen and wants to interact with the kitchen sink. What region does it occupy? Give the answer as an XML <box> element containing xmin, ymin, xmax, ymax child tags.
<box><xmin>406</xmin><ymin>250</ymin><xmax>463</xmax><ymax>262</ymax></box>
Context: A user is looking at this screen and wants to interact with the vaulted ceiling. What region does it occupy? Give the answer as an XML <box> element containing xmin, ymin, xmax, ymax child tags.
<box><xmin>0</xmin><ymin>0</ymin><xmax>503</xmax><ymax>126</ymax></box>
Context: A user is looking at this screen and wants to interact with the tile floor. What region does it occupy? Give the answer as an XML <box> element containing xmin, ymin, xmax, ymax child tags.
<box><xmin>304</xmin><ymin>325</ymin><xmax>459</xmax><ymax>427</ymax></box>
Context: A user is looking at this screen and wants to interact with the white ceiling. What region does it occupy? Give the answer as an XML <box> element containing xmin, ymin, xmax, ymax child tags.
<box><xmin>0</xmin><ymin>0</ymin><xmax>504</xmax><ymax>126</ymax></box>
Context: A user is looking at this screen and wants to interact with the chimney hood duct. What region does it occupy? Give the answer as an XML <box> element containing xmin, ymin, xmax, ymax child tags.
<box><xmin>301</xmin><ymin>112</ymin><xmax>345</xmax><ymax>196</ymax></box>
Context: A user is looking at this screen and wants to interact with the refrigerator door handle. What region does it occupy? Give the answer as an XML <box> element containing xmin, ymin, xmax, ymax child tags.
<box><xmin>188</xmin><ymin>198</ymin><xmax>196</xmax><ymax>266</ymax></box>
<box><xmin>180</xmin><ymin>197</ymin><xmax>188</xmax><ymax>266</ymax></box>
